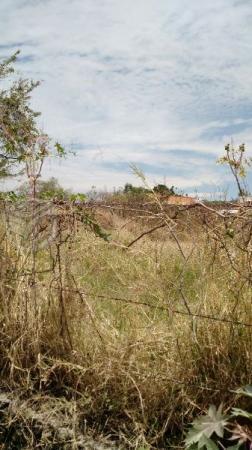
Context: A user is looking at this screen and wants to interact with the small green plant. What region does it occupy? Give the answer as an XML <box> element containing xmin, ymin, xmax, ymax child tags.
<box><xmin>217</xmin><ymin>143</ymin><xmax>251</xmax><ymax>198</ymax></box>
<box><xmin>70</xmin><ymin>192</ymin><xmax>87</xmax><ymax>202</ymax></box>
<box><xmin>185</xmin><ymin>386</ymin><xmax>252</xmax><ymax>449</ymax></box>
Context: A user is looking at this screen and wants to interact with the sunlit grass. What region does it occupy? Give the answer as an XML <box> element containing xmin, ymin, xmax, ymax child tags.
<box><xmin>0</xmin><ymin>208</ymin><xmax>251</xmax><ymax>448</ymax></box>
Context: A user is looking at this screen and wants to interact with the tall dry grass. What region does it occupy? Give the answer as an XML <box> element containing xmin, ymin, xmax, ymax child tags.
<box><xmin>0</xmin><ymin>200</ymin><xmax>251</xmax><ymax>448</ymax></box>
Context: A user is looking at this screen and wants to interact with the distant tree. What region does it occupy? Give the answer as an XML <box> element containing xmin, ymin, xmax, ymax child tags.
<box><xmin>123</xmin><ymin>183</ymin><xmax>134</xmax><ymax>194</ymax></box>
<box><xmin>18</xmin><ymin>177</ymin><xmax>70</xmax><ymax>200</ymax></box>
<box><xmin>0</xmin><ymin>52</ymin><xmax>66</xmax><ymax>196</ymax></box>
<box><xmin>122</xmin><ymin>182</ymin><xmax>177</xmax><ymax>197</ymax></box>
<box><xmin>123</xmin><ymin>183</ymin><xmax>150</xmax><ymax>195</ymax></box>
<box><xmin>153</xmin><ymin>184</ymin><xmax>176</xmax><ymax>195</ymax></box>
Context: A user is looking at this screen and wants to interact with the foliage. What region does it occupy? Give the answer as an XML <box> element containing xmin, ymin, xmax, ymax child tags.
<box><xmin>79</xmin><ymin>210</ymin><xmax>111</xmax><ymax>241</ymax></box>
<box><xmin>69</xmin><ymin>192</ymin><xmax>87</xmax><ymax>202</ymax></box>
<box><xmin>217</xmin><ymin>143</ymin><xmax>251</xmax><ymax>198</ymax></box>
<box><xmin>17</xmin><ymin>176</ymin><xmax>71</xmax><ymax>200</ymax></box>
<box><xmin>0</xmin><ymin>190</ymin><xmax>20</xmax><ymax>202</ymax></box>
<box><xmin>185</xmin><ymin>386</ymin><xmax>252</xmax><ymax>449</ymax></box>
<box><xmin>123</xmin><ymin>182</ymin><xmax>151</xmax><ymax>195</ymax></box>
<box><xmin>0</xmin><ymin>158</ymin><xmax>12</xmax><ymax>178</ymax></box>
<box><xmin>123</xmin><ymin>182</ymin><xmax>176</xmax><ymax>196</ymax></box>
<box><xmin>0</xmin><ymin>52</ymin><xmax>24</xmax><ymax>177</ymax></box>
<box><xmin>0</xmin><ymin>52</ymin><xmax>66</xmax><ymax>191</ymax></box>
<box><xmin>0</xmin><ymin>52</ymin><xmax>40</xmax><ymax>163</ymax></box>
<box><xmin>185</xmin><ymin>405</ymin><xmax>229</xmax><ymax>449</ymax></box>
<box><xmin>0</xmin><ymin>52</ymin><xmax>17</xmax><ymax>79</ymax></box>
<box><xmin>153</xmin><ymin>183</ymin><xmax>176</xmax><ymax>195</ymax></box>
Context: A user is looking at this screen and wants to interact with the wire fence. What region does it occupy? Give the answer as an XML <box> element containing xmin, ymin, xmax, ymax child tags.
<box><xmin>41</xmin><ymin>285</ymin><xmax>251</xmax><ymax>328</ymax></box>
<box><xmin>1</xmin><ymin>197</ymin><xmax>252</xmax><ymax>334</ymax></box>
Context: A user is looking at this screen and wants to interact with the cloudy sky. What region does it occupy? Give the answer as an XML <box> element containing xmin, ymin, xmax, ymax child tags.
<box><xmin>1</xmin><ymin>0</ymin><xmax>252</xmax><ymax>197</ymax></box>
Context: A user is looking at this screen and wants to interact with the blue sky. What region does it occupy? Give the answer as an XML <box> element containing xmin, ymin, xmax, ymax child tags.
<box><xmin>1</xmin><ymin>0</ymin><xmax>252</xmax><ymax>197</ymax></box>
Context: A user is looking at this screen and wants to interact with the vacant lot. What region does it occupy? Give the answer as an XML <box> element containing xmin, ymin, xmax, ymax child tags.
<box><xmin>0</xmin><ymin>199</ymin><xmax>251</xmax><ymax>448</ymax></box>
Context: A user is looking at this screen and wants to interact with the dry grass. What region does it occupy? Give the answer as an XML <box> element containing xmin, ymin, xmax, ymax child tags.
<box><xmin>0</xmin><ymin>202</ymin><xmax>251</xmax><ymax>448</ymax></box>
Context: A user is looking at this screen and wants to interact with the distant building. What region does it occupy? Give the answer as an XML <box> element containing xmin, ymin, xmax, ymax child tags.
<box><xmin>162</xmin><ymin>195</ymin><xmax>198</xmax><ymax>206</ymax></box>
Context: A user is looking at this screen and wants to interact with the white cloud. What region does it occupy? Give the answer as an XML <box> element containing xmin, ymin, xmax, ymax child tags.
<box><xmin>0</xmin><ymin>0</ymin><xmax>252</xmax><ymax>195</ymax></box>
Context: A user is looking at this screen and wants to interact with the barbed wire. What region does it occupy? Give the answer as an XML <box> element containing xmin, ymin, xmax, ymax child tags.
<box><xmin>43</xmin><ymin>285</ymin><xmax>252</xmax><ymax>328</ymax></box>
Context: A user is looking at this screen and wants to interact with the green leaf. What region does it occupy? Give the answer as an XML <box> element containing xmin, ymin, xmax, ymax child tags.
<box><xmin>185</xmin><ymin>405</ymin><xmax>229</xmax><ymax>448</ymax></box>
<box><xmin>54</xmin><ymin>142</ymin><xmax>66</xmax><ymax>157</ymax></box>
<box><xmin>231</xmin><ymin>407</ymin><xmax>252</xmax><ymax>420</ymax></box>
<box><xmin>233</xmin><ymin>385</ymin><xmax>252</xmax><ymax>398</ymax></box>
<box><xmin>226</xmin><ymin>445</ymin><xmax>242</xmax><ymax>450</ymax></box>
<box><xmin>226</xmin><ymin>228</ymin><xmax>235</xmax><ymax>238</ymax></box>
<box><xmin>185</xmin><ymin>427</ymin><xmax>206</xmax><ymax>447</ymax></box>
<box><xmin>186</xmin><ymin>432</ymin><xmax>219</xmax><ymax>449</ymax></box>
<box><xmin>80</xmin><ymin>213</ymin><xmax>110</xmax><ymax>242</ymax></box>
<box><xmin>198</xmin><ymin>435</ymin><xmax>219</xmax><ymax>450</ymax></box>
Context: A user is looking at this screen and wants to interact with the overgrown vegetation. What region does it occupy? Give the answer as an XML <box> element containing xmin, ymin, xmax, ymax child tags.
<box><xmin>0</xmin><ymin>54</ymin><xmax>251</xmax><ymax>449</ymax></box>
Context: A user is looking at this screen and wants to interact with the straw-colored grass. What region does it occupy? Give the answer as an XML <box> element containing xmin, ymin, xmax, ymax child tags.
<box><xmin>0</xmin><ymin>207</ymin><xmax>251</xmax><ymax>448</ymax></box>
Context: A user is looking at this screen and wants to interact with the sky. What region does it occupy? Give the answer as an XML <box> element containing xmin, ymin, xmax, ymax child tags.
<box><xmin>1</xmin><ymin>0</ymin><xmax>252</xmax><ymax>197</ymax></box>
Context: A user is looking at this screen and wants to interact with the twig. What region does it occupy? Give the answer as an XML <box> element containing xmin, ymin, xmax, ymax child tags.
<box><xmin>127</xmin><ymin>222</ymin><xmax>166</xmax><ymax>248</ymax></box>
